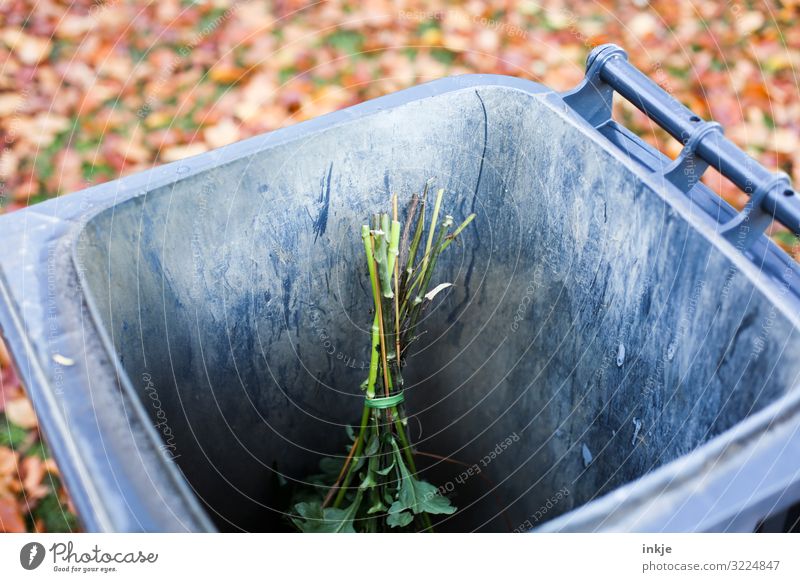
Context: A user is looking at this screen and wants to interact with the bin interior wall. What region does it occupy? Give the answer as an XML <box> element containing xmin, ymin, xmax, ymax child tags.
<box><xmin>77</xmin><ymin>86</ymin><xmax>800</xmax><ymax>531</ymax></box>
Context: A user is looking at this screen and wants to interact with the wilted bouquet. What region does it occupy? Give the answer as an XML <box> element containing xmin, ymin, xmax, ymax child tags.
<box><xmin>290</xmin><ymin>182</ymin><xmax>475</xmax><ymax>532</ymax></box>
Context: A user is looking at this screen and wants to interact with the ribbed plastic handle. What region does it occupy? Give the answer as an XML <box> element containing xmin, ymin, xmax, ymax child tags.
<box><xmin>563</xmin><ymin>44</ymin><xmax>800</xmax><ymax>248</ymax></box>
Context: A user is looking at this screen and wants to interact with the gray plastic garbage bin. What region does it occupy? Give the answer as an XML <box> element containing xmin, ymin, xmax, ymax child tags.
<box><xmin>2</xmin><ymin>44</ymin><xmax>800</xmax><ymax>532</ymax></box>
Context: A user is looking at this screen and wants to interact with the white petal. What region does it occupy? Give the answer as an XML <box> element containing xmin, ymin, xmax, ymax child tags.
<box><xmin>424</xmin><ymin>282</ymin><xmax>453</xmax><ymax>301</ymax></box>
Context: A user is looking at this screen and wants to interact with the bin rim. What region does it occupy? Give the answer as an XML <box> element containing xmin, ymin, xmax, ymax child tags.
<box><xmin>1</xmin><ymin>72</ymin><xmax>799</xmax><ymax>531</ymax></box>
<box><xmin>534</xmin><ymin>378</ymin><xmax>800</xmax><ymax>532</ymax></box>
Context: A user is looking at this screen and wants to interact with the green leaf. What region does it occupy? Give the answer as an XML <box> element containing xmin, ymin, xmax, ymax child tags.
<box><xmin>293</xmin><ymin>501</ymin><xmax>323</xmax><ymax>520</ymax></box>
<box><xmin>316</xmin><ymin>507</ymin><xmax>357</xmax><ymax>533</ymax></box>
<box><xmin>772</xmin><ymin>231</ymin><xmax>798</xmax><ymax>247</ymax></box>
<box><xmin>325</xmin><ymin>30</ymin><xmax>364</xmax><ymax>55</ymax></box>
<box><xmin>359</xmin><ymin>434</ymin><xmax>385</xmax><ymax>492</ymax></box>
<box><xmin>386</xmin><ymin>506</ymin><xmax>414</xmax><ymax>528</ymax></box>
<box><xmin>364</xmin><ymin>433</ymin><xmax>380</xmax><ymax>456</ymax></box>
<box><xmin>359</xmin><ymin>470</ymin><xmax>377</xmax><ymax>491</ymax></box>
<box><xmin>391</xmin><ymin>441</ymin><xmax>456</xmax><ymax>516</ymax></box>
<box><xmin>351</xmin><ymin>454</ymin><xmax>366</xmax><ymax>474</ymax></box>
<box><xmin>0</xmin><ymin>415</ymin><xmax>28</xmax><ymax>448</ymax></box>
<box><xmin>318</xmin><ymin>456</ymin><xmax>344</xmax><ymax>478</ymax></box>
<box><xmin>367</xmin><ymin>498</ymin><xmax>387</xmax><ymax>515</ymax></box>
<box><xmin>292</xmin><ymin>491</ymin><xmax>362</xmax><ymax>533</ymax></box>
<box><xmin>28</xmin><ymin>441</ymin><xmax>50</xmax><ymax>460</ymax></box>
<box><xmin>418</xmin><ymin>488</ymin><xmax>457</xmax><ymax>515</ymax></box>
<box><xmin>431</xmin><ymin>48</ymin><xmax>456</xmax><ymax>66</ymax></box>
<box><xmin>32</xmin><ymin>490</ymin><xmax>79</xmax><ymax>533</ymax></box>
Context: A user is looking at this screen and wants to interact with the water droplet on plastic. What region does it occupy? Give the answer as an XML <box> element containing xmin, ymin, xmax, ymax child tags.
<box><xmin>616</xmin><ymin>343</ymin><xmax>625</xmax><ymax>367</ymax></box>
<box><xmin>581</xmin><ymin>443</ymin><xmax>593</xmax><ymax>468</ymax></box>
<box><xmin>177</xmin><ymin>165</ymin><xmax>190</xmax><ymax>175</ymax></box>
<box><xmin>667</xmin><ymin>342</ymin><xmax>676</xmax><ymax>361</ymax></box>
<box><xmin>631</xmin><ymin>418</ymin><xmax>642</xmax><ymax>446</ymax></box>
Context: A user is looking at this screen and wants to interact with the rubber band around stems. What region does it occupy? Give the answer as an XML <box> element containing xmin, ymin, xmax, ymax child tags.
<box><xmin>364</xmin><ymin>393</ymin><xmax>405</xmax><ymax>409</ymax></box>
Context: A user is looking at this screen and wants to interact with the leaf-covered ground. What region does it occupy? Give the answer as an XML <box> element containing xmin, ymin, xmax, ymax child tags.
<box><xmin>1</xmin><ymin>0</ymin><xmax>799</xmax><ymax>531</ymax></box>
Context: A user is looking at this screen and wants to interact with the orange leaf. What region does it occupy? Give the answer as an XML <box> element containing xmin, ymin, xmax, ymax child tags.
<box><xmin>0</xmin><ymin>446</ymin><xmax>22</xmax><ymax>502</ymax></box>
<box><xmin>22</xmin><ymin>456</ymin><xmax>48</xmax><ymax>500</ymax></box>
<box><xmin>0</xmin><ymin>338</ymin><xmax>10</xmax><ymax>368</ymax></box>
<box><xmin>0</xmin><ymin>497</ymin><xmax>25</xmax><ymax>533</ymax></box>
<box><xmin>209</xmin><ymin>64</ymin><xmax>247</xmax><ymax>85</ymax></box>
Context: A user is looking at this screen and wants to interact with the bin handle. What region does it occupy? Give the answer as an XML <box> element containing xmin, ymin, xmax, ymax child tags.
<box><xmin>562</xmin><ymin>44</ymin><xmax>800</xmax><ymax>251</ymax></box>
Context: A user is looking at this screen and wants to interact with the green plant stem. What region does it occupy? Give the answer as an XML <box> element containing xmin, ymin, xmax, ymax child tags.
<box><xmin>391</xmin><ymin>407</ymin><xmax>416</xmax><ymax>473</ymax></box>
<box><xmin>402</xmin><ymin>186</ymin><xmax>427</xmax><ymax>292</ymax></box>
<box><xmin>419</xmin><ymin>188</ymin><xmax>444</xmax><ymax>285</ymax></box>
<box><xmin>399</xmin><ymin>219</ymin><xmax>449</xmax><ymax>325</ymax></box>
<box><xmin>399</xmin><ymin>193</ymin><xmax>420</xmax><ymax>270</ymax></box>
<box><xmin>387</xmin><ymin>217</ymin><xmax>401</xmax><ymax>276</ymax></box>
<box><xmin>366</xmin><ymin>314</ymin><xmax>379</xmax><ymax>398</ymax></box>
<box><xmin>374</xmin><ymin>282</ymin><xmax>391</xmax><ymax>397</ymax></box>
<box><xmin>329</xmin><ymin>406</ymin><xmax>370</xmax><ymax>508</ymax></box>
<box><xmin>364</xmin><ymin>227</ymin><xmax>391</xmax><ymax>396</ymax></box>
<box><xmin>440</xmin><ymin>213</ymin><xmax>476</xmax><ymax>252</ymax></box>
<box><xmin>391</xmin><ymin>406</ymin><xmax>434</xmax><ymax>532</ymax></box>
<box><xmin>302</xmin><ymin>187</ymin><xmax>473</xmax><ymax>532</ymax></box>
<box><xmin>402</xmin><ymin>225</ymin><xmax>450</xmax><ymax>349</ymax></box>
